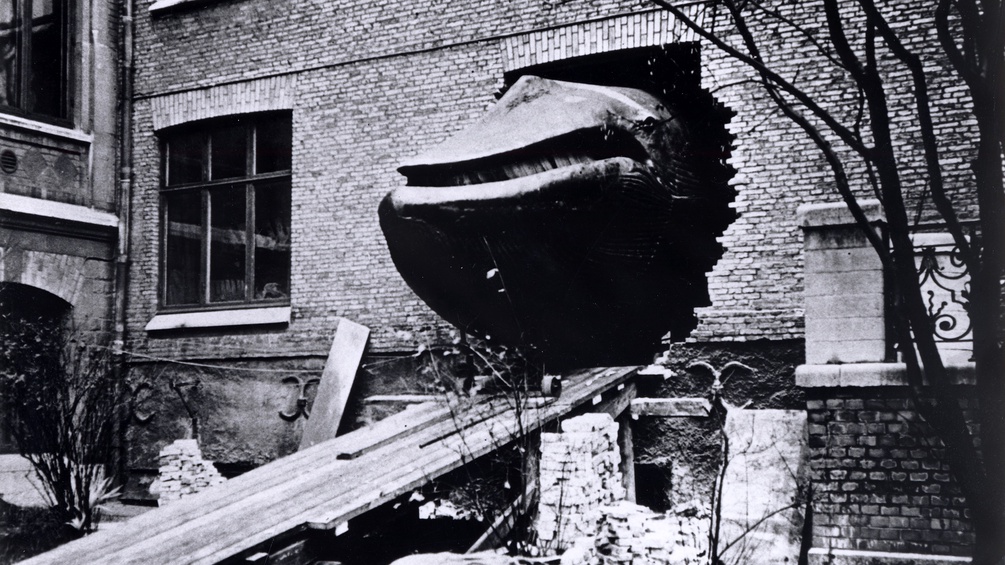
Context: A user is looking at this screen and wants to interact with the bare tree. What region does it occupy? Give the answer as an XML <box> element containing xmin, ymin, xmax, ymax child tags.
<box><xmin>647</xmin><ymin>0</ymin><xmax>1004</xmax><ymax>562</ymax></box>
<box><xmin>0</xmin><ymin>311</ymin><xmax>126</xmax><ymax>534</ymax></box>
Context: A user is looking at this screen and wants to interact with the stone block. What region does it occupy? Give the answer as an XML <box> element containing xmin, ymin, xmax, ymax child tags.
<box><xmin>806</xmin><ymin>316</ymin><xmax>886</xmax><ymax>343</ymax></box>
<box><xmin>806</xmin><ymin>293</ymin><xmax>885</xmax><ymax>320</ymax></box>
<box><xmin>804</xmin><ymin>270</ymin><xmax>884</xmax><ymax>298</ymax></box>
<box><xmin>805</xmin><ymin>247</ymin><xmax>884</xmax><ymax>274</ymax></box>
<box><xmin>806</xmin><ymin>340</ymin><xmax>889</xmax><ymax>365</ymax></box>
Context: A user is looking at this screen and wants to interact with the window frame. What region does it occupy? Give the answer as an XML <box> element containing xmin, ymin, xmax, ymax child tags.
<box><xmin>158</xmin><ymin>112</ymin><xmax>292</xmax><ymax>313</ymax></box>
<box><xmin>0</xmin><ymin>0</ymin><xmax>75</xmax><ymax>124</ymax></box>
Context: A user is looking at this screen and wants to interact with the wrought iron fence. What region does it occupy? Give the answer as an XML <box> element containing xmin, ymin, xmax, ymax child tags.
<box><xmin>910</xmin><ymin>222</ymin><xmax>979</xmax><ymax>360</ymax></box>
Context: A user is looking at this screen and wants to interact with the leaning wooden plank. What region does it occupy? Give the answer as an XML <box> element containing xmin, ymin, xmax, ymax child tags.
<box><xmin>466</xmin><ymin>485</ymin><xmax>537</xmax><ymax>553</ymax></box>
<box><xmin>108</xmin><ymin>406</ymin><xmax>507</xmax><ymax>564</ymax></box>
<box><xmin>306</xmin><ymin>367</ymin><xmax>640</xmax><ymax>530</ymax></box>
<box><xmin>145</xmin><ymin>369</ymin><xmax>633</xmax><ymax>562</ymax></box>
<box><xmin>21</xmin><ymin>366</ymin><xmax>638</xmax><ymax>565</ymax></box>
<box><xmin>630</xmin><ymin>397</ymin><xmax>712</xmax><ymax>417</ymax></box>
<box><xmin>300</xmin><ymin>318</ymin><xmax>370</xmax><ymax>450</ymax></box>
<box><xmin>17</xmin><ymin>411</ymin><xmax>463</xmax><ymax>564</ymax></box>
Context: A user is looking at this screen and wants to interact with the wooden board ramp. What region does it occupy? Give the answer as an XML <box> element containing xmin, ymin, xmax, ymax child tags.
<box><xmin>22</xmin><ymin>366</ymin><xmax>638</xmax><ymax>565</ymax></box>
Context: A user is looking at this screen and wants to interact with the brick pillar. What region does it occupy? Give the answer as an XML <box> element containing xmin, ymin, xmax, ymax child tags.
<box><xmin>798</xmin><ymin>200</ymin><xmax>889</xmax><ymax>365</ymax></box>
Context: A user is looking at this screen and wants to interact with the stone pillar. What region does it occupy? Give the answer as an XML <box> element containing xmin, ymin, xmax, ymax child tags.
<box><xmin>798</xmin><ymin>200</ymin><xmax>889</xmax><ymax>365</ymax></box>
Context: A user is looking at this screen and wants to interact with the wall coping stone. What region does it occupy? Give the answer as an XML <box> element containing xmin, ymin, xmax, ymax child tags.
<box><xmin>808</xmin><ymin>547</ymin><xmax>971</xmax><ymax>565</ymax></box>
<box><xmin>797</xmin><ymin>199</ymin><xmax>885</xmax><ymax>228</ymax></box>
<box><xmin>796</xmin><ymin>361</ymin><xmax>975</xmax><ymax>388</ymax></box>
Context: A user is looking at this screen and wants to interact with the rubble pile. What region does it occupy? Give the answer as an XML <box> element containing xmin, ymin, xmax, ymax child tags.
<box><xmin>154</xmin><ymin>439</ymin><xmax>226</xmax><ymax>505</ymax></box>
<box><xmin>561</xmin><ymin>501</ymin><xmax>709</xmax><ymax>565</ymax></box>
<box><xmin>536</xmin><ymin>413</ymin><xmax>624</xmax><ymax>553</ymax></box>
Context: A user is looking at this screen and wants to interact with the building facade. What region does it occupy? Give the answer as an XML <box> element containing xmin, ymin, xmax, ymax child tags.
<box><xmin>0</xmin><ymin>0</ymin><xmax>122</xmax><ymax>452</ymax></box>
<box><xmin>122</xmin><ymin>0</ymin><xmax>982</xmax><ymax>561</ymax></box>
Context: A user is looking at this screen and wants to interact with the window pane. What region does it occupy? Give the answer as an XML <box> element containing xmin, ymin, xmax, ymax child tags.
<box><xmin>210</xmin><ymin>187</ymin><xmax>247</xmax><ymax>303</ymax></box>
<box><xmin>0</xmin><ymin>1</ymin><xmax>19</xmax><ymax>108</ymax></box>
<box><xmin>167</xmin><ymin>130</ymin><xmax>206</xmax><ymax>186</ymax></box>
<box><xmin>165</xmin><ymin>191</ymin><xmax>202</xmax><ymax>306</ymax></box>
<box><xmin>256</xmin><ymin>115</ymin><xmax>292</xmax><ymax>173</ymax></box>
<box><xmin>254</xmin><ymin>181</ymin><xmax>291</xmax><ymax>300</ymax></box>
<box><xmin>28</xmin><ymin>0</ymin><xmax>64</xmax><ymax>117</ymax></box>
<box><xmin>211</xmin><ymin>122</ymin><xmax>247</xmax><ymax>180</ymax></box>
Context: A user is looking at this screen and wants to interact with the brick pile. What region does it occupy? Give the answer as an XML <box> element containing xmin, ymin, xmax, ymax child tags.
<box><xmin>560</xmin><ymin>501</ymin><xmax>709</xmax><ymax>565</ymax></box>
<box><xmin>536</xmin><ymin>413</ymin><xmax>625</xmax><ymax>554</ymax></box>
<box><xmin>155</xmin><ymin>439</ymin><xmax>226</xmax><ymax>505</ymax></box>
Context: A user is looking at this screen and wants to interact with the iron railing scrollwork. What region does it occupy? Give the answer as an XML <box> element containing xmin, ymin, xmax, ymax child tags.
<box><xmin>911</xmin><ymin>222</ymin><xmax>978</xmax><ymax>353</ymax></box>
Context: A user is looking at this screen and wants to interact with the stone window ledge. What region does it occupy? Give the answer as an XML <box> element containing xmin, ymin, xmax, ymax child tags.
<box><xmin>0</xmin><ymin>193</ymin><xmax>118</xmax><ymax>229</ymax></box>
<box><xmin>145</xmin><ymin>306</ymin><xmax>290</xmax><ymax>332</ymax></box>
<box><xmin>796</xmin><ymin>361</ymin><xmax>975</xmax><ymax>388</ymax></box>
<box><xmin>0</xmin><ymin>112</ymin><xmax>92</xmax><ymax>144</ymax></box>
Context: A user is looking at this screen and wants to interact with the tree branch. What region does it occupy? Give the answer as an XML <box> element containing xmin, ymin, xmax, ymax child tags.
<box><xmin>651</xmin><ymin>0</ymin><xmax>871</xmax><ymax>157</ymax></box>
<box><xmin>859</xmin><ymin>0</ymin><xmax>976</xmax><ymax>269</ymax></box>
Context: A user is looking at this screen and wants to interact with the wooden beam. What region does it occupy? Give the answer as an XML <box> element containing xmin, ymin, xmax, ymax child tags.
<box><xmin>300</xmin><ymin>318</ymin><xmax>370</xmax><ymax>450</ymax></box>
<box><xmin>362</xmin><ymin>395</ymin><xmax>442</xmax><ymax>404</ymax></box>
<box><xmin>617</xmin><ymin>412</ymin><xmax>636</xmax><ymax>502</ymax></box>
<box><xmin>630</xmin><ymin>397</ymin><xmax>711</xmax><ymax>418</ymax></box>
<box><xmin>465</xmin><ymin>485</ymin><xmax>537</xmax><ymax>553</ymax></box>
<box><xmin>587</xmin><ymin>381</ymin><xmax>637</xmax><ymax>418</ymax></box>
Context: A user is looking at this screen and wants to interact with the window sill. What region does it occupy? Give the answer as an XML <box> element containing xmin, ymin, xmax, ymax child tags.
<box><xmin>0</xmin><ymin>193</ymin><xmax>119</xmax><ymax>231</ymax></box>
<box><xmin>0</xmin><ymin>112</ymin><xmax>91</xmax><ymax>144</ymax></box>
<box><xmin>145</xmin><ymin>306</ymin><xmax>291</xmax><ymax>332</ymax></box>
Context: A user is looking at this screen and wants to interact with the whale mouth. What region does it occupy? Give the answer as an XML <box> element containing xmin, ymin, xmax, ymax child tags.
<box><xmin>385</xmin><ymin>156</ymin><xmax>671</xmax><ymax>222</ymax></box>
<box><xmin>378</xmin><ymin>73</ymin><xmax>736</xmax><ymax>365</ymax></box>
<box><xmin>397</xmin><ymin>128</ymin><xmax>651</xmax><ymax>189</ymax></box>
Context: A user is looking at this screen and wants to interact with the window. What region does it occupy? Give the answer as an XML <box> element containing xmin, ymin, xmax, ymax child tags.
<box><xmin>0</xmin><ymin>0</ymin><xmax>73</xmax><ymax>121</ymax></box>
<box><xmin>161</xmin><ymin>113</ymin><xmax>292</xmax><ymax>309</ymax></box>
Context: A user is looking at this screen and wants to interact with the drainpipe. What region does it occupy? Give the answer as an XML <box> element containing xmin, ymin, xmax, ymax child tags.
<box><xmin>111</xmin><ymin>0</ymin><xmax>134</xmax><ymax>484</ymax></box>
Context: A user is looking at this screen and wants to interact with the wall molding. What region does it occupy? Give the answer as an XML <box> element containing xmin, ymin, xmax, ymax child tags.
<box><xmin>501</xmin><ymin>7</ymin><xmax>705</xmax><ymax>72</ymax></box>
<box><xmin>150</xmin><ymin>75</ymin><xmax>297</xmax><ymax>131</ymax></box>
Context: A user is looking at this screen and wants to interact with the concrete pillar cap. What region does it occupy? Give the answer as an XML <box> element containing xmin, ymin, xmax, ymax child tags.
<box><xmin>797</xmin><ymin>199</ymin><xmax>885</xmax><ymax>228</ymax></box>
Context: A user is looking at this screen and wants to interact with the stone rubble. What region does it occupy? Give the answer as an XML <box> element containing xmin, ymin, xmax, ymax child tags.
<box><xmin>152</xmin><ymin>439</ymin><xmax>226</xmax><ymax>505</ymax></box>
<box><xmin>536</xmin><ymin>413</ymin><xmax>711</xmax><ymax>564</ymax></box>
<box><xmin>560</xmin><ymin>501</ymin><xmax>709</xmax><ymax>565</ymax></box>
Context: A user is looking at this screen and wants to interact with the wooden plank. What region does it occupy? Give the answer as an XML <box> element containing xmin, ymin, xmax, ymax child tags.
<box><xmin>362</xmin><ymin>395</ymin><xmax>442</xmax><ymax>404</ymax></box>
<box><xmin>334</xmin><ymin>402</ymin><xmax>451</xmax><ymax>460</ymax></box>
<box><xmin>630</xmin><ymin>397</ymin><xmax>711</xmax><ymax>417</ymax></box>
<box><xmin>617</xmin><ymin>412</ymin><xmax>636</xmax><ymax>502</ymax></box>
<box><xmin>466</xmin><ymin>484</ymin><xmax>537</xmax><ymax>553</ymax></box>
<box><xmin>306</xmin><ymin>367</ymin><xmax>640</xmax><ymax>530</ymax></box>
<box><xmin>587</xmin><ymin>381</ymin><xmax>637</xmax><ymax>418</ymax></box>
<box><xmin>300</xmin><ymin>318</ymin><xmax>370</xmax><ymax>450</ymax></box>
<box><xmin>22</xmin><ymin>366</ymin><xmax>639</xmax><ymax>565</ymax></box>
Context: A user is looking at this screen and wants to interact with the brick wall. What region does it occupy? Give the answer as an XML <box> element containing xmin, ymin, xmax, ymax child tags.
<box><xmin>806</xmin><ymin>389</ymin><xmax>975</xmax><ymax>556</ymax></box>
<box><xmin>126</xmin><ymin>0</ymin><xmax>981</xmax><ymax>362</ymax></box>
